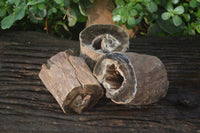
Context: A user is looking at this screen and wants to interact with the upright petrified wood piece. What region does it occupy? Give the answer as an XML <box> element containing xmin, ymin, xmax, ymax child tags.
<box><xmin>79</xmin><ymin>24</ymin><xmax>129</xmax><ymax>70</ymax></box>
<box><xmin>93</xmin><ymin>52</ymin><xmax>169</xmax><ymax>105</ymax></box>
<box><xmin>39</xmin><ymin>51</ymin><xmax>104</xmax><ymax>114</ymax></box>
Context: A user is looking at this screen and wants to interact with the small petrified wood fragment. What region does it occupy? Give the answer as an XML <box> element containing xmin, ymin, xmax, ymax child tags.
<box><xmin>79</xmin><ymin>24</ymin><xmax>129</xmax><ymax>70</ymax></box>
<box><xmin>93</xmin><ymin>52</ymin><xmax>169</xmax><ymax>105</ymax></box>
<box><xmin>39</xmin><ymin>51</ymin><xmax>104</xmax><ymax>114</ymax></box>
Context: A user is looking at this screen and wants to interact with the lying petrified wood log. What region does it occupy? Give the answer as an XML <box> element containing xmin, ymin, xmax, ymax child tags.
<box><xmin>93</xmin><ymin>52</ymin><xmax>169</xmax><ymax>105</ymax></box>
<box><xmin>79</xmin><ymin>24</ymin><xmax>129</xmax><ymax>70</ymax></box>
<box><xmin>39</xmin><ymin>51</ymin><xmax>104</xmax><ymax>114</ymax></box>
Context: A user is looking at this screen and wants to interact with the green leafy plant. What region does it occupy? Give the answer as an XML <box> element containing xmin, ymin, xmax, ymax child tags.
<box><xmin>112</xmin><ymin>0</ymin><xmax>155</xmax><ymax>29</ymax></box>
<box><xmin>1</xmin><ymin>0</ymin><xmax>200</xmax><ymax>36</ymax></box>
<box><xmin>112</xmin><ymin>0</ymin><xmax>200</xmax><ymax>36</ymax></box>
<box><xmin>0</xmin><ymin>0</ymin><xmax>27</xmax><ymax>29</ymax></box>
<box><xmin>0</xmin><ymin>0</ymin><xmax>93</xmax><ymax>32</ymax></box>
<box><xmin>112</xmin><ymin>0</ymin><xmax>159</xmax><ymax>30</ymax></box>
<box><xmin>161</xmin><ymin>3</ymin><xmax>184</xmax><ymax>26</ymax></box>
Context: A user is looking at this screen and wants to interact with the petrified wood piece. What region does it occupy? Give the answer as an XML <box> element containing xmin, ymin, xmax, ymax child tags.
<box><xmin>93</xmin><ymin>52</ymin><xmax>169</xmax><ymax>105</ymax></box>
<box><xmin>39</xmin><ymin>51</ymin><xmax>104</xmax><ymax>114</ymax></box>
<box><xmin>1</xmin><ymin>32</ymin><xmax>200</xmax><ymax>132</ymax></box>
<box><xmin>79</xmin><ymin>24</ymin><xmax>129</xmax><ymax>70</ymax></box>
<box><xmin>86</xmin><ymin>0</ymin><xmax>136</xmax><ymax>38</ymax></box>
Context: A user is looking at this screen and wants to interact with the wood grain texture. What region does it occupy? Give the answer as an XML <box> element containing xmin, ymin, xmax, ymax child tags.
<box><xmin>0</xmin><ymin>31</ymin><xmax>200</xmax><ymax>132</ymax></box>
<box><xmin>39</xmin><ymin>51</ymin><xmax>103</xmax><ymax>114</ymax></box>
<box><xmin>79</xmin><ymin>24</ymin><xmax>129</xmax><ymax>70</ymax></box>
<box><xmin>93</xmin><ymin>52</ymin><xmax>169</xmax><ymax>105</ymax></box>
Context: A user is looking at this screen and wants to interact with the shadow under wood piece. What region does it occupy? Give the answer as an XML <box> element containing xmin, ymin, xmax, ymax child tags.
<box><xmin>79</xmin><ymin>24</ymin><xmax>129</xmax><ymax>70</ymax></box>
<box><xmin>93</xmin><ymin>52</ymin><xmax>169</xmax><ymax>105</ymax></box>
<box><xmin>39</xmin><ymin>51</ymin><xmax>104</xmax><ymax>114</ymax></box>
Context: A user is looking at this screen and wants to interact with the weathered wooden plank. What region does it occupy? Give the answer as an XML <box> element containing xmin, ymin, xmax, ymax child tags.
<box><xmin>0</xmin><ymin>31</ymin><xmax>200</xmax><ymax>132</ymax></box>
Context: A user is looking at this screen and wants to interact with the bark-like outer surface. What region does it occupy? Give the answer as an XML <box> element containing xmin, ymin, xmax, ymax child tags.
<box><xmin>79</xmin><ymin>24</ymin><xmax>129</xmax><ymax>70</ymax></box>
<box><xmin>39</xmin><ymin>51</ymin><xmax>104</xmax><ymax>114</ymax></box>
<box><xmin>94</xmin><ymin>52</ymin><xmax>169</xmax><ymax>105</ymax></box>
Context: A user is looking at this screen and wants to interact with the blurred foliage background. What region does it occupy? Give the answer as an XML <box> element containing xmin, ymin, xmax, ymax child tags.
<box><xmin>0</xmin><ymin>0</ymin><xmax>200</xmax><ymax>39</ymax></box>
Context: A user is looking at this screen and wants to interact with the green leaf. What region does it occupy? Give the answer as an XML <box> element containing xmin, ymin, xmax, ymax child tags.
<box><xmin>48</xmin><ymin>7</ymin><xmax>57</xmax><ymax>15</ymax></box>
<box><xmin>113</xmin><ymin>15</ymin><xmax>121</xmax><ymax>22</ymax></box>
<box><xmin>38</xmin><ymin>3</ymin><xmax>46</xmax><ymax>10</ymax></box>
<box><xmin>112</xmin><ymin>8</ymin><xmax>121</xmax><ymax>15</ymax></box>
<box><xmin>77</xmin><ymin>15</ymin><xmax>87</xmax><ymax>22</ymax></box>
<box><xmin>157</xmin><ymin>17</ymin><xmax>184</xmax><ymax>35</ymax></box>
<box><xmin>1</xmin><ymin>14</ymin><xmax>14</xmax><ymax>29</ymax></box>
<box><xmin>29</xmin><ymin>5</ymin><xmax>38</xmax><ymax>14</ymax></box>
<box><xmin>120</xmin><ymin>8</ymin><xmax>129</xmax><ymax>17</ymax></box>
<box><xmin>154</xmin><ymin>0</ymin><xmax>160</xmax><ymax>5</ymax></box>
<box><xmin>7</xmin><ymin>0</ymin><xmax>14</xmax><ymax>4</ymax></box>
<box><xmin>127</xmin><ymin>17</ymin><xmax>136</xmax><ymax>28</ymax></box>
<box><xmin>134</xmin><ymin>4</ymin><xmax>143</xmax><ymax>12</ymax></box>
<box><xmin>27</xmin><ymin>0</ymin><xmax>45</xmax><ymax>5</ymax></box>
<box><xmin>115</xmin><ymin>0</ymin><xmax>125</xmax><ymax>6</ymax></box>
<box><xmin>55</xmin><ymin>21</ymin><xmax>70</xmax><ymax>33</ymax></box>
<box><xmin>47</xmin><ymin>9</ymin><xmax>52</xmax><ymax>15</ymax></box>
<box><xmin>60</xmin><ymin>7</ymin><xmax>67</xmax><ymax>14</ymax></box>
<box><xmin>183</xmin><ymin>2</ymin><xmax>189</xmax><ymax>7</ymax></box>
<box><xmin>172</xmin><ymin>0</ymin><xmax>179</xmax><ymax>4</ymax></box>
<box><xmin>173</xmin><ymin>6</ymin><xmax>184</xmax><ymax>15</ymax></box>
<box><xmin>14</xmin><ymin>4</ymin><xmax>26</xmax><ymax>21</ymax></box>
<box><xmin>147</xmin><ymin>1</ymin><xmax>158</xmax><ymax>13</ymax></box>
<box><xmin>0</xmin><ymin>0</ymin><xmax>4</xmax><ymax>6</ymax></box>
<box><xmin>144</xmin><ymin>16</ymin><xmax>149</xmax><ymax>24</ymax></box>
<box><xmin>197</xmin><ymin>9</ymin><xmax>200</xmax><ymax>17</ymax></box>
<box><xmin>196</xmin><ymin>24</ymin><xmax>200</xmax><ymax>33</ymax></box>
<box><xmin>183</xmin><ymin>13</ymin><xmax>190</xmax><ymax>22</ymax></box>
<box><xmin>173</xmin><ymin>15</ymin><xmax>182</xmax><ymax>26</ymax></box>
<box><xmin>185</xmin><ymin>24</ymin><xmax>196</xmax><ymax>35</ymax></box>
<box><xmin>121</xmin><ymin>16</ymin><xmax>127</xmax><ymax>23</ymax></box>
<box><xmin>15</xmin><ymin>0</ymin><xmax>21</xmax><ymax>6</ymax></box>
<box><xmin>161</xmin><ymin>12</ymin><xmax>171</xmax><ymax>20</ymax></box>
<box><xmin>68</xmin><ymin>8</ymin><xmax>77</xmax><ymax>27</ymax></box>
<box><xmin>129</xmin><ymin>9</ymin><xmax>138</xmax><ymax>17</ymax></box>
<box><xmin>38</xmin><ymin>9</ymin><xmax>47</xmax><ymax>18</ymax></box>
<box><xmin>0</xmin><ymin>8</ymin><xmax>7</xmax><ymax>17</ymax></box>
<box><xmin>64</xmin><ymin>0</ymin><xmax>70</xmax><ymax>7</ymax></box>
<box><xmin>127</xmin><ymin>1</ymin><xmax>136</xmax><ymax>10</ymax></box>
<box><xmin>190</xmin><ymin>0</ymin><xmax>197</xmax><ymax>8</ymax></box>
<box><xmin>191</xmin><ymin>22</ymin><xmax>196</xmax><ymax>27</ymax></box>
<box><xmin>117</xmin><ymin>20</ymin><xmax>123</xmax><ymax>26</ymax></box>
<box><xmin>189</xmin><ymin>9</ymin><xmax>193</xmax><ymax>14</ymax></box>
<box><xmin>166</xmin><ymin>2</ymin><xmax>173</xmax><ymax>12</ymax></box>
<box><xmin>79</xmin><ymin>2</ymin><xmax>86</xmax><ymax>16</ymax></box>
<box><xmin>52</xmin><ymin>7</ymin><xmax>57</xmax><ymax>13</ymax></box>
<box><xmin>135</xmin><ymin>15</ymin><xmax>143</xmax><ymax>24</ymax></box>
<box><xmin>54</xmin><ymin>0</ymin><xmax>64</xmax><ymax>4</ymax></box>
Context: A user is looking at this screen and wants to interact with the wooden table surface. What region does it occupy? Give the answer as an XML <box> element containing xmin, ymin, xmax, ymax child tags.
<box><xmin>0</xmin><ymin>31</ymin><xmax>199</xmax><ymax>132</ymax></box>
